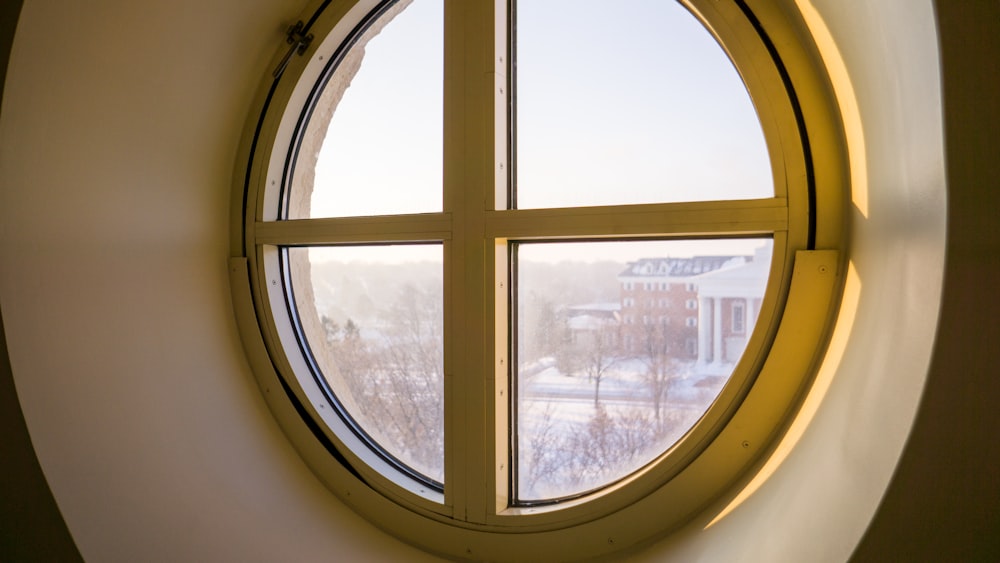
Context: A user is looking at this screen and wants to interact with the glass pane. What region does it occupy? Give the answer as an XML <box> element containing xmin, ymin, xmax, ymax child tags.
<box><xmin>516</xmin><ymin>239</ymin><xmax>772</xmax><ymax>501</ymax></box>
<box><xmin>287</xmin><ymin>0</ymin><xmax>443</xmax><ymax>219</ymax></box>
<box><xmin>288</xmin><ymin>245</ymin><xmax>444</xmax><ymax>484</ymax></box>
<box><xmin>515</xmin><ymin>1</ymin><xmax>772</xmax><ymax>209</ymax></box>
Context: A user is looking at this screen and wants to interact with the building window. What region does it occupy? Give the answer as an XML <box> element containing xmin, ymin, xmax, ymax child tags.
<box><xmin>232</xmin><ymin>0</ymin><xmax>843</xmax><ymax>558</ymax></box>
<box><xmin>733</xmin><ymin>301</ymin><xmax>746</xmax><ymax>333</ymax></box>
<box><xmin>686</xmin><ymin>283</ymin><xmax>696</xmax><ymax>292</ymax></box>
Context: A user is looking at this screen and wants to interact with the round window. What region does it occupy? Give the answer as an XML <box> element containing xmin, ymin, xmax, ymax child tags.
<box><xmin>231</xmin><ymin>0</ymin><xmax>844</xmax><ymax>558</ymax></box>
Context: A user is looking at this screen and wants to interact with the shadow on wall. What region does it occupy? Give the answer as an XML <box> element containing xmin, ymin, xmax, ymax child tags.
<box><xmin>0</xmin><ymin>0</ymin><xmax>80</xmax><ymax>558</ymax></box>
<box><xmin>851</xmin><ymin>1</ymin><xmax>1000</xmax><ymax>560</ymax></box>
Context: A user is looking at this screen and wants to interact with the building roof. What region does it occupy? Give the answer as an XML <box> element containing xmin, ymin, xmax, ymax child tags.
<box><xmin>565</xmin><ymin>303</ymin><xmax>621</xmax><ymax>321</ymax></box>
<box><xmin>567</xmin><ymin>302</ymin><xmax>621</xmax><ymax>313</ymax></box>
<box><xmin>692</xmin><ymin>245</ymin><xmax>772</xmax><ymax>297</ymax></box>
<box><xmin>618</xmin><ymin>256</ymin><xmax>749</xmax><ymax>279</ymax></box>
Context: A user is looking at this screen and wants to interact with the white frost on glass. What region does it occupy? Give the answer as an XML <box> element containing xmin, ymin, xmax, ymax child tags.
<box><xmin>310</xmin><ymin>0</ymin><xmax>443</xmax><ymax>218</ymax></box>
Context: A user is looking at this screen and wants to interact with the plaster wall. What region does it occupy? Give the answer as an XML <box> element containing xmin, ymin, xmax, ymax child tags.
<box><xmin>1</xmin><ymin>0</ymin><xmax>995</xmax><ymax>561</ymax></box>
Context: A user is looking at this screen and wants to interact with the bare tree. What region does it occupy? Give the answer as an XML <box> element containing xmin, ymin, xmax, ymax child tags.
<box><xmin>518</xmin><ymin>402</ymin><xmax>566</xmax><ymax>499</ymax></box>
<box><xmin>564</xmin><ymin>405</ymin><xmax>657</xmax><ymax>492</ymax></box>
<box><xmin>634</xmin><ymin>319</ymin><xmax>685</xmax><ymax>426</ymax></box>
<box><xmin>318</xmin><ymin>281</ymin><xmax>444</xmax><ymax>482</ymax></box>
<box><xmin>371</xmin><ymin>282</ymin><xmax>444</xmax><ymax>478</ymax></box>
<box><xmin>579</xmin><ymin>320</ymin><xmax>624</xmax><ymax>406</ymax></box>
<box><xmin>519</xmin><ymin>293</ymin><xmax>563</xmax><ymax>364</ymax></box>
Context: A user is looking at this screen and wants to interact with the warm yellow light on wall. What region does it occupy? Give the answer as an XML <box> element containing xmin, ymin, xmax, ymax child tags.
<box><xmin>796</xmin><ymin>0</ymin><xmax>868</xmax><ymax>219</ymax></box>
<box><xmin>704</xmin><ymin>260</ymin><xmax>861</xmax><ymax>529</ymax></box>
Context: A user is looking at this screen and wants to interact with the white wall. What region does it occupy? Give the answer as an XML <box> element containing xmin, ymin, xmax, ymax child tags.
<box><xmin>0</xmin><ymin>0</ymin><xmax>436</xmax><ymax>560</ymax></box>
<box><xmin>0</xmin><ymin>0</ymin><xmax>974</xmax><ymax>561</ymax></box>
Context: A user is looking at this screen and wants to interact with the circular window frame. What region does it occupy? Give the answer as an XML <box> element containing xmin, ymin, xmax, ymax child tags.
<box><xmin>228</xmin><ymin>0</ymin><xmax>847</xmax><ymax>558</ymax></box>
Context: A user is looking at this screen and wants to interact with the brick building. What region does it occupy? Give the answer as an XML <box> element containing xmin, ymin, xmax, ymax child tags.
<box><xmin>614</xmin><ymin>246</ymin><xmax>770</xmax><ymax>375</ymax></box>
<box><xmin>617</xmin><ymin>255</ymin><xmax>749</xmax><ymax>361</ymax></box>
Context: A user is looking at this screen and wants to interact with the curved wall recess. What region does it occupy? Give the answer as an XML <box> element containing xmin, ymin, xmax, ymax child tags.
<box><xmin>230</xmin><ymin>0</ymin><xmax>851</xmax><ymax>558</ymax></box>
<box><xmin>0</xmin><ymin>0</ymin><xmax>976</xmax><ymax>560</ymax></box>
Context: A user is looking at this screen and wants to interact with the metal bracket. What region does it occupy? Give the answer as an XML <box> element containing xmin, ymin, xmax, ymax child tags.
<box><xmin>273</xmin><ymin>21</ymin><xmax>314</xmax><ymax>79</ymax></box>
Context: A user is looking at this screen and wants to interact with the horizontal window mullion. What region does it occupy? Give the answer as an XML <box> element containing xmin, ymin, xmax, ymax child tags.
<box><xmin>485</xmin><ymin>198</ymin><xmax>787</xmax><ymax>239</ymax></box>
<box><xmin>254</xmin><ymin>213</ymin><xmax>453</xmax><ymax>245</ymax></box>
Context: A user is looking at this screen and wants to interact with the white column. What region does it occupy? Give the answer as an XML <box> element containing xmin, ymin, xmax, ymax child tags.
<box><xmin>698</xmin><ymin>296</ymin><xmax>711</xmax><ymax>364</ymax></box>
<box><xmin>712</xmin><ymin>297</ymin><xmax>723</xmax><ymax>365</ymax></box>
<box><xmin>746</xmin><ymin>297</ymin><xmax>757</xmax><ymax>333</ymax></box>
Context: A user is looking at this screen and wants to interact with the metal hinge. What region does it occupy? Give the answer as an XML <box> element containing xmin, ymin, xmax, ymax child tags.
<box><xmin>273</xmin><ymin>21</ymin><xmax>314</xmax><ymax>79</ymax></box>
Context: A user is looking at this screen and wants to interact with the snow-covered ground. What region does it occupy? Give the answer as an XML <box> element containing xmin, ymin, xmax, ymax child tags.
<box><xmin>515</xmin><ymin>358</ymin><xmax>730</xmax><ymax>500</ymax></box>
<box><xmin>518</xmin><ymin>357</ymin><xmax>724</xmax><ymax>404</ymax></box>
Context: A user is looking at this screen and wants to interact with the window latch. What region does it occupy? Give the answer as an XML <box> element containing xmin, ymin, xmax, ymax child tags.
<box><xmin>273</xmin><ymin>21</ymin><xmax>314</xmax><ymax>79</ymax></box>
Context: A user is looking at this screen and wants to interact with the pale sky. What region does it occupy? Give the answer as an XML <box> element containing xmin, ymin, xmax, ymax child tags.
<box><xmin>307</xmin><ymin>0</ymin><xmax>772</xmax><ymax>263</ymax></box>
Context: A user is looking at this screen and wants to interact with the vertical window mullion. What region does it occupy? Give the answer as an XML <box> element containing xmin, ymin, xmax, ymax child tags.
<box><xmin>443</xmin><ymin>0</ymin><xmax>506</xmax><ymax>523</ymax></box>
<box><xmin>492</xmin><ymin>0</ymin><xmax>512</xmax><ymax>517</ymax></box>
